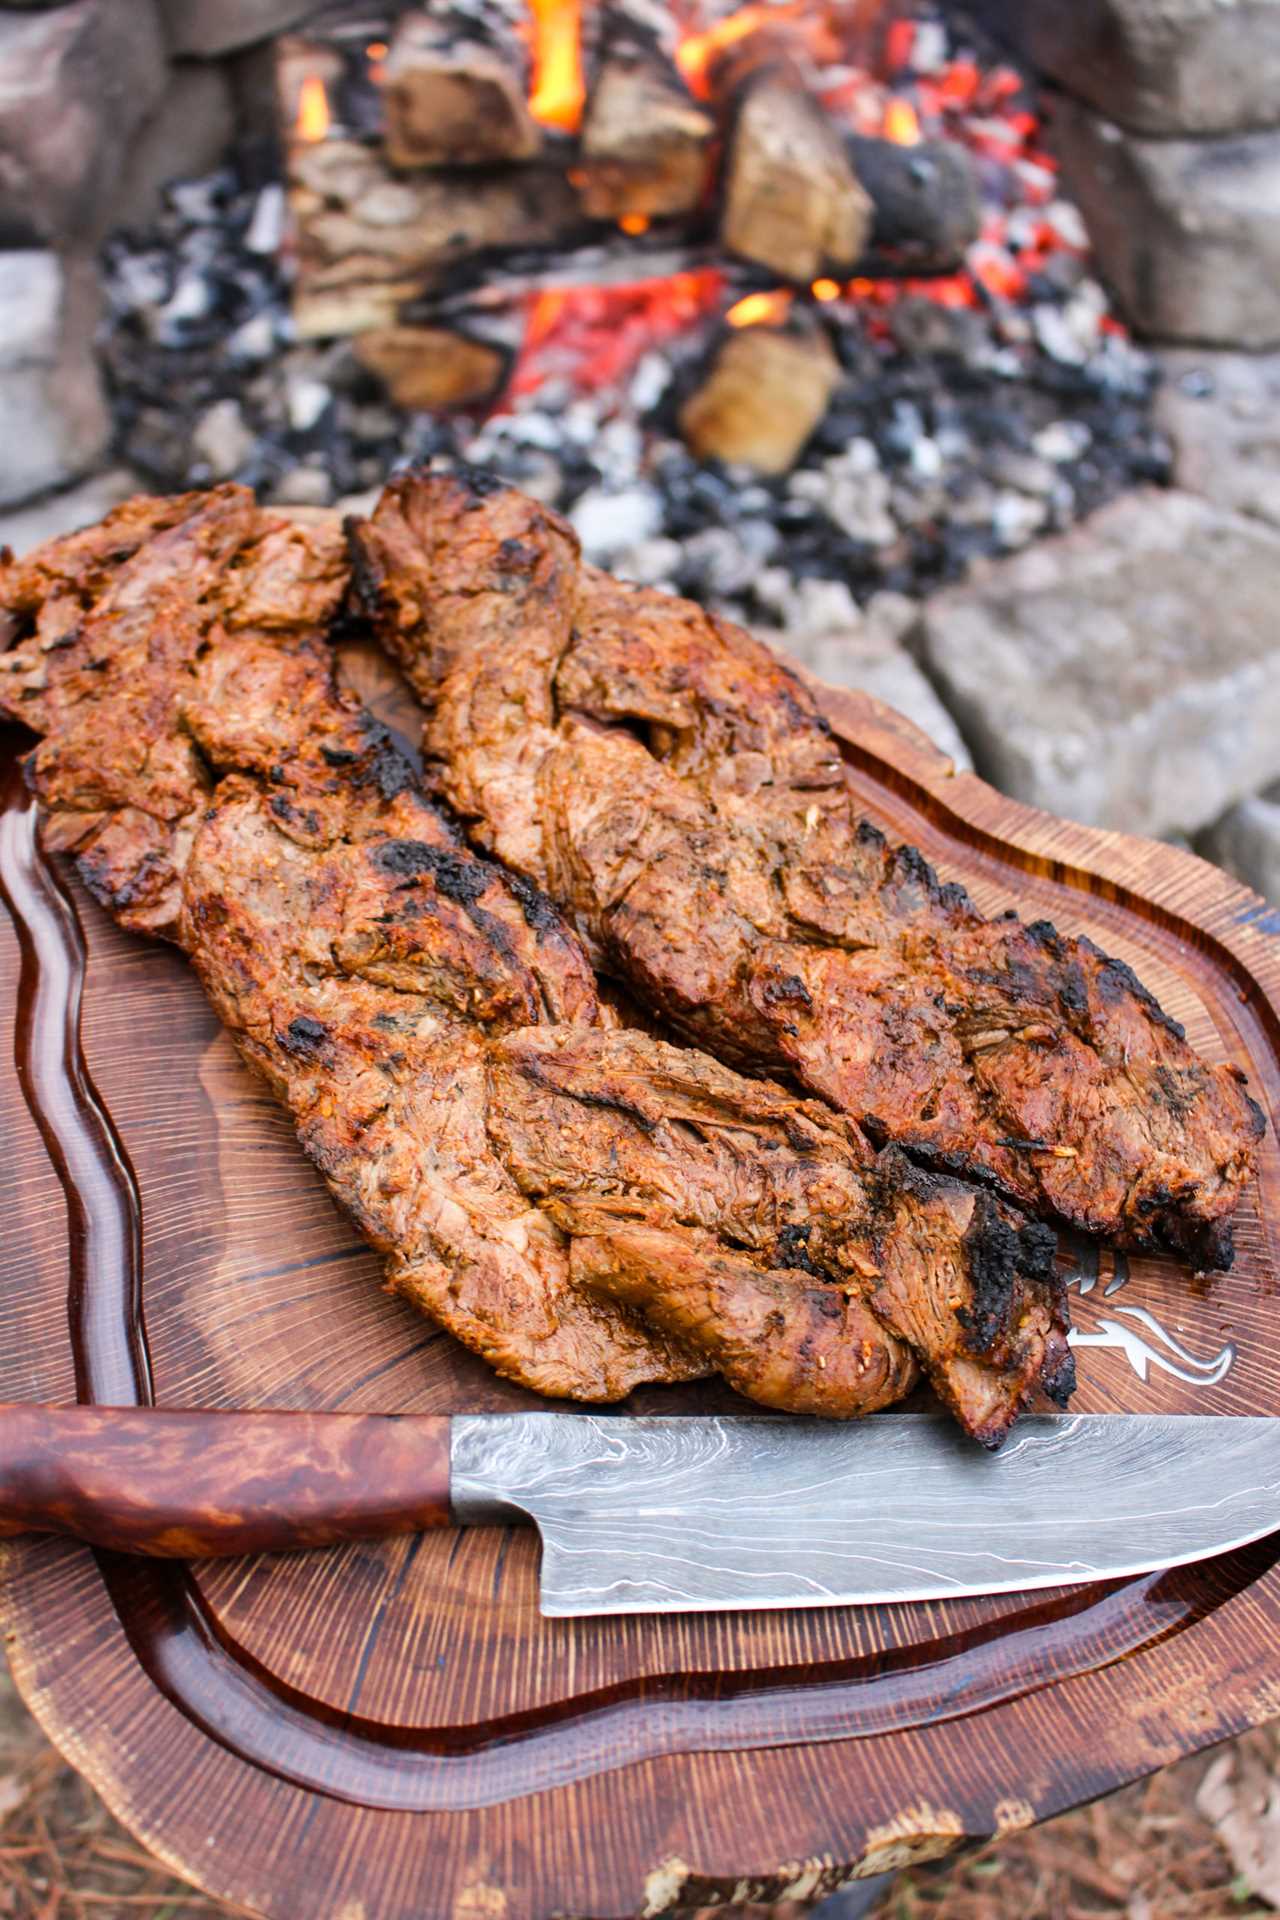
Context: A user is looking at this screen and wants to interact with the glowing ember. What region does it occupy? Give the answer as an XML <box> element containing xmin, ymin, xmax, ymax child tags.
<box><xmin>619</xmin><ymin>214</ymin><xmax>651</xmax><ymax>236</ymax></box>
<box><xmin>527</xmin><ymin>0</ymin><xmax>585</xmax><ymax>131</ymax></box>
<box><xmin>674</xmin><ymin>0</ymin><xmax>838</xmax><ymax>98</ymax></box>
<box><xmin>882</xmin><ymin>97</ymin><xmax>922</xmax><ymax>146</ymax></box>
<box><xmin>294</xmin><ymin>73</ymin><xmax>330</xmax><ymax>144</ymax></box>
<box><xmin>883</xmin><ymin>18</ymin><xmax>916</xmax><ymax>72</ymax></box>
<box><xmin>508</xmin><ymin>270</ymin><xmax>725</xmax><ymax>401</ymax></box>
<box><xmin>726</xmin><ymin>289</ymin><xmax>793</xmax><ymax>328</ymax></box>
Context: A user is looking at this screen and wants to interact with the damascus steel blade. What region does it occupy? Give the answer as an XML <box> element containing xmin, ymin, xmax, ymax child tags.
<box><xmin>448</xmin><ymin>1412</ymin><xmax>1280</xmax><ymax>1617</ymax></box>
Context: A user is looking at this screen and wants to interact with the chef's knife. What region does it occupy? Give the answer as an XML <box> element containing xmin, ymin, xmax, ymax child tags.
<box><xmin>0</xmin><ymin>1403</ymin><xmax>1272</xmax><ymax>1617</ymax></box>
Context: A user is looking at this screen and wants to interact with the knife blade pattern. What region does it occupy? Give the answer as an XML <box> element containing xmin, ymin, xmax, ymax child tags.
<box><xmin>451</xmin><ymin>1412</ymin><xmax>1280</xmax><ymax>1616</ymax></box>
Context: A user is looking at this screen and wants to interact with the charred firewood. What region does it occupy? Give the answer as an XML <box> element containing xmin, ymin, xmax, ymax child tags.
<box><xmin>678</xmin><ymin>312</ymin><xmax>840</xmax><ymax>474</ymax></box>
<box><xmin>353</xmin><ymin>324</ymin><xmax>512</xmax><ymax>412</ymax></box>
<box><xmin>381</xmin><ymin>8</ymin><xmax>541</xmax><ymax>169</ymax></box>
<box><xmin>288</xmin><ymin>140</ymin><xmax>586</xmax><ymax>338</ymax></box>
<box><xmin>848</xmin><ymin>134</ymin><xmax>981</xmax><ymax>273</ymax></box>
<box><xmin>717</xmin><ymin>44</ymin><xmax>872</xmax><ymax>283</ymax></box>
<box><xmin>578</xmin><ymin>9</ymin><xmax>714</xmax><ymax>222</ymax></box>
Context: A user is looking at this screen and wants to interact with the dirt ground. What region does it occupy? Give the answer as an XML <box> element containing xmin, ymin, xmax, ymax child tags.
<box><xmin>0</xmin><ymin>1658</ymin><xmax>1275</xmax><ymax>1920</ymax></box>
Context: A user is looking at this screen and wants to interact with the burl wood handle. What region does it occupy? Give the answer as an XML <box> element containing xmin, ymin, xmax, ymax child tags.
<box><xmin>0</xmin><ymin>1404</ymin><xmax>454</xmax><ymax>1557</ymax></box>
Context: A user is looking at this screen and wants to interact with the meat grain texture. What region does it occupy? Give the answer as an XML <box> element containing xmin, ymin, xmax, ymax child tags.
<box><xmin>0</xmin><ymin>486</ymin><xmax>1070</xmax><ymax>1443</ymax></box>
<box><xmin>352</xmin><ymin>469</ymin><xmax>1265</xmax><ymax>1273</ymax></box>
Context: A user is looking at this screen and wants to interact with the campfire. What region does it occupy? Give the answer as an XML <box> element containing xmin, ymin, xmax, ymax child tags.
<box><xmin>99</xmin><ymin>1</ymin><xmax>1165</xmax><ymax>626</ymax></box>
<box><xmin>277</xmin><ymin>0</ymin><xmax>1091</xmax><ymax>460</ymax></box>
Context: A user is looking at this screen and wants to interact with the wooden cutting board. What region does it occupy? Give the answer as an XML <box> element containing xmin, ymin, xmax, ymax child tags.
<box><xmin>2</xmin><ymin>675</ymin><xmax>1279</xmax><ymax>1920</ymax></box>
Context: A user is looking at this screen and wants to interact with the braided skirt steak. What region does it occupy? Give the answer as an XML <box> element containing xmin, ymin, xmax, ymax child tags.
<box><xmin>352</xmin><ymin>471</ymin><xmax>1264</xmax><ymax>1272</ymax></box>
<box><xmin>0</xmin><ymin>487</ymin><xmax>1071</xmax><ymax>1443</ymax></box>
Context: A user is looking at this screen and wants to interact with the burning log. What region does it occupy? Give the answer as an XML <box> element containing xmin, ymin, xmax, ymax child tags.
<box><xmin>380</xmin><ymin>9</ymin><xmax>541</xmax><ymax>169</ymax></box>
<box><xmin>719</xmin><ymin>50</ymin><xmax>873</xmax><ymax>284</ymax></box>
<box><xmin>353</xmin><ymin>322</ymin><xmax>512</xmax><ymax>411</ymax></box>
<box><xmin>578</xmin><ymin>14</ymin><xmax>715</xmax><ymax>221</ymax></box>
<box><xmin>848</xmin><ymin>134</ymin><xmax>981</xmax><ymax>273</ymax></box>
<box><xmin>288</xmin><ymin>140</ymin><xmax>586</xmax><ymax>339</ymax></box>
<box><xmin>678</xmin><ymin>309</ymin><xmax>839</xmax><ymax>474</ymax></box>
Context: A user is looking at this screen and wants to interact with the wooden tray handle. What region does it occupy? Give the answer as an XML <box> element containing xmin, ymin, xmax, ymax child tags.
<box><xmin>0</xmin><ymin>1404</ymin><xmax>454</xmax><ymax>1557</ymax></box>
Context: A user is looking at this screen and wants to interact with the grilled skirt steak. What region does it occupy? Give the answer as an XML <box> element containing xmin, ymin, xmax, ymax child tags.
<box><xmin>351</xmin><ymin>470</ymin><xmax>1264</xmax><ymax>1271</ymax></box>
<box><xmin>0</xmin><ymin>485</ymin><xmax>1072</xmax><ymax>1442</ymax></box>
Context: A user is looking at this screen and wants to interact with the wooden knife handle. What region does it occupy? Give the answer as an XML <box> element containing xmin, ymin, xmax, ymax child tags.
<box><xmin>0</xmin><ymin>1404</ymin><xmax>454</xmax><ymax>1557</ymax></box>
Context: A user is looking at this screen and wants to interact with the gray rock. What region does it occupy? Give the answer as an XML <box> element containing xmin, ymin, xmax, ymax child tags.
<box><xmin>0</xmin><ymin>466</ymin><xmax>139</xmax><ymax>558</ymax></box>
<box><xmin>1156</xmin><ymin>349</ymin><xmax>1280</xmax><ymax>528</ymax></box>
<box><xmin>790</xmin><ymin>457</ymin><xmax>897</xmax><ymax>548</ymax></box>
<box><xmin>108</xmin><ymin>60</ymin><xmax>235</xmax><ymax>231</ymax></box>
<box><xmin>1033</xmin><ymin>420</ymin><xmax>1093</xmax><ymax>465</ymax></box>
<box><xmin>0</xmin><ymin>252</ymin><xmax>108</xmax><ymax>507</ymax></box>
<box><xmin>157</xmin><ymin>0</ymin><xmax>319</xmax><ymax>56</ymax></box>
<box><xmin>862</xmin><ymin>590</ymin><xmax>918</xmax><ymax>648</ymax></box>
<box><xmin>569</xmin><ymin>487</ymin><xmax>662</xmax><ymax>563</ymax></box>
<box><xmin>1201</xmin><ymin>786</ymin><xmax>1280</xmax><ymax>902</ymax></box>
<box><xmin>0</xmin><ymin>0</ymin><xmax>168</xmax><ymax>246</ymax></box>
<box><xmin>681</xmin><ymin>527</ymin><xmax>763</xmax><ymax>599</ymax></box>
<box><xmin>786</xmin><ymin>577</ymin><xmax>863</xmax><ymax>635</ymax></box>
<box><xmin>769</xmin><ymin>626</ymin><xmax>973</xmax><ymax>772</ymax></box>
<box><xmin>1048</xmin><ymin>104</ymin><xmax>1280</xmax><ymax>346</ymax></box>
<box><xmin>268</xmin><ymin>464</ymin><xmax>333</xmax><ymax>508</ymax></box>
<box><xmin>191</xmin><ymin>398</ymin><xmax>254</xmax><ymax>480</ymax></box>
<box><xmin>244</xmin><ymin>182</ymin><xmax>287</xmax><ymax>256</ymax></box>
<box><xmin>614</xmin><ymin>537</ymin><xmax>683</xmax><ymax>589</ymax></box>
<box><xmin>991</xmin><ymin>491</ymin><xmax>1049</xmax><ymax>550</ymax></box>
<box><xmin>917</xmin><ymin>489</ymin><xmax>1280</xmax><ymax>838</ymax></box>
<box><xmin>977</xmin><ymin>0</ymin><xmax>1280</xmax><ymax>135</ymax></box>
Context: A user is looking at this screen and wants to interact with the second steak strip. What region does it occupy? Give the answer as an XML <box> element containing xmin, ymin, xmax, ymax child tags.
<box><xmin>352</xmin><ymin>470</ymin><xmax>1264</xmax><ymax>1270</ymax></box>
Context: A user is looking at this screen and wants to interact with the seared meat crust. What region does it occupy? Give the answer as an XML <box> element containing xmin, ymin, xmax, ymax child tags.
<box><xmin>0</xmin><ymin>487</ymin><xmax>1072</xmax><ymax>1440</ymax></box>
<box><xmin>352</xmin><ymin>470</ymin><xmax>1264</xmax><ymax>1270</ymax></box>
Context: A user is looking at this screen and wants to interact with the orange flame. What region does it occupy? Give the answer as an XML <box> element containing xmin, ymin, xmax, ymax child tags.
<box><xmin>811</xmin><ymin>278</ymin><xmax>841</xmax><ymax>302</ymax></box>
<box><xmin>883</xmin><ymin>97</ymin><xmax>922</xmax><ymax>145</ymax></box>
<box><xmin>527</xmin><ymin>0</ymin><xmax>585</xmax><ymax>130</ymax></box>
<box><xmin>726</xmin><ymin>289</ymin><xmax>793</xmax><ymax>328</ymax></box>
<box><xmin>619</xmin><ymin>213</ymin><xmax>651</xmax><ymax>235</ymax></box>
<box><xmin>295</xmin><ymin>72</ymin><xmax>331</xmax><ymax>143</ymax></box>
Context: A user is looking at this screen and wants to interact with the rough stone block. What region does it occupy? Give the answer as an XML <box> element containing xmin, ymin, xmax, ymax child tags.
<box><xmin>978</xmin><ymin>0</ymin><xmax>1280</xmax><ymax>135</ymax></box>
<box><xmin>1155</xmin><ymin>349</ymin><xmax>1280</xmax><ymax>529</ymax></box>
<box><xmin>917</xmin><ymin>490</ymin><xmax>1280</xmax><ymax>839</ymax></box>
<box><xmin>110</xmin><ymin>60</ymin><xmax>236</xmax><ymax>231</ymax></box>
<box><xmin>1201</xmin><ymin>788</ymin><xmax>1280</xmax><ymax>904</ymax></box>
<box><xmin>0</xmin><ymin>252</ymin><xmax>109</xmax><ymax>508</ymax></box>
<box><xmin>158</xmin><ymin>0</ymin><xmax>320</xmax><ymax>57</ymax></box>
<box><xmin>1048</xmin><ymin>103</ymin><xmax>1280</xmax><ymax>346</ymax></box>
<box><xmin>0</xmin><ymin>467</ymin><xmax>139</xmax><ymax>558</ymax></box>
<box><xmin>0</xmin><ymin>0</ymin><xmax>168</xmax><ymax>246</ymax></box>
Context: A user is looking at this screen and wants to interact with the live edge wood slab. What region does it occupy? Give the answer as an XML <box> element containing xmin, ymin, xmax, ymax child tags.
<box><xmin>2</xmin><ymin>666</ymin><xmax>1280</xmax><ymax>1920</ymax></box>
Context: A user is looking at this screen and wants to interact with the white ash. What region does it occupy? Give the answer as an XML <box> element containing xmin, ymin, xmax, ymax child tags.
<box><xmin>96</xmin><ymin>155</ymin><xmax>1170</xmax><ymax>629</ymax></box>
<box><xmin>569</xmin><ymin>485</ymin><xmax>663</xmax><ymax>560</ymax></box>
<box><xmin>1034</xmin><ymin>419</ymin><xmax>1093</xmax><ymax>463</ymax></box>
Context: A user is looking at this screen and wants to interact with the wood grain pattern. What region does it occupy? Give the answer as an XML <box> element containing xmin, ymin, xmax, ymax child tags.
<box><xmin>0</xmin><ymin>1404</ymin><xmax>452</xmax><ymax>1556</ymax></box>
<box><xmin>2</xmin><ymin>669</ymin><xmax>1280</xmax><ymax>1919</ymax></box>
